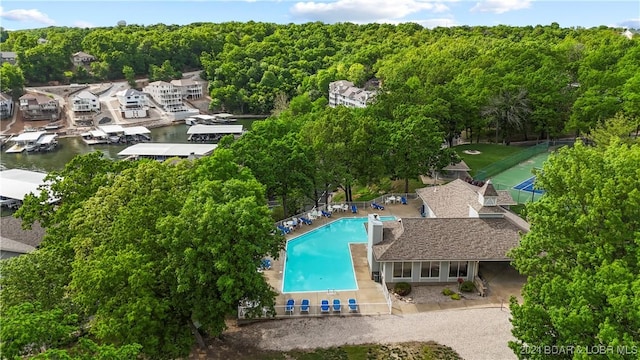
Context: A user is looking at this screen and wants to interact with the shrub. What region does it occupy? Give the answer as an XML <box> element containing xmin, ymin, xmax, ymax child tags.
<box><xmin>450</xmin><ymin>293</ymin><xmax>461</xmax><ymax>300</ymax></box>
<box><xmin>442</xmin><ymin>288</ymin><xmax>454</xmax><ymax>296</ymax></box>
<box><xmin>394</xmin><ymin>282</ymin><xmax>412</xmax><ymax>296</ymax></box>
<box><xmin>460</xmin><ymin>280</ymin><xmax>475</xmax><ymax>293</ymax></box>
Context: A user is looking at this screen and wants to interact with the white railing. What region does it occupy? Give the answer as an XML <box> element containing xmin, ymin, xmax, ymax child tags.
<box><xmin>380</xmin><ymin>275</ymin><xmax>393</xmax><ymax>314</ymax></box>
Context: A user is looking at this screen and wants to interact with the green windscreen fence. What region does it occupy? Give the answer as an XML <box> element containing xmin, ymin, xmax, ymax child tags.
<box><xmin>474</xmin><ymin>142</ymin><xmax>549</xmax><ymax>181</ymax></box>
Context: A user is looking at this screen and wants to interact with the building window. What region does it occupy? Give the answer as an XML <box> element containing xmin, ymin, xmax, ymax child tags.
<box><xmin>448</xmin><ymin>261</ymin><xmax>468</xmax><ymax>278</ymax></box>
<box><xmin>420</xmin><ymin>261</ymin><xmax>440</xmax><ymax>278</ymax></box>
<box><xmin>392</xmin><ymin>262</ymin><xmax>412</xmax><ymax>278</ymax></box>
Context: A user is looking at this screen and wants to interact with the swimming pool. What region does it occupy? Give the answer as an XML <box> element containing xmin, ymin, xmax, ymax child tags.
<box><xmin>282</xmin><ymin>216</ymin><xmax>395</xmax><ymax>293</ymax></box>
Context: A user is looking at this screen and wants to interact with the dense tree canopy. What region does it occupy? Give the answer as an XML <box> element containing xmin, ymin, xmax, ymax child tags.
<box><xmin>4</xmin><ymin>151</ymin><xmax>284</xmax><ymax>358</ymax></box>
<box><xmin>509</xmin><ymin>132</ymin><xmax>640</xmax><ymax>358</ymax></box>
<box><xmin>2</xmin><ymin>23</ymin><xmax>637</xmax><ymax>140</ymax></box>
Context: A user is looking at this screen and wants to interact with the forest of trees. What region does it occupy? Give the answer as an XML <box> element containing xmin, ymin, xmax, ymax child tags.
<box><xmin>0</xmin><ymin>22</ymin><xmax>639</xmax><ymax>358</ymax></box>
<box><xmin>1</xmin><ymin>22</ymin><xmax>638</xmax><ymax>140</ymax></box>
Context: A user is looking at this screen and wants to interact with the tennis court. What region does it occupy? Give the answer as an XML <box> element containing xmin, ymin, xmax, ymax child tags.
<box><xmin>491</xmin><ymin>152</ymin><xmax>550</xmax><ymax>203</ymax></box>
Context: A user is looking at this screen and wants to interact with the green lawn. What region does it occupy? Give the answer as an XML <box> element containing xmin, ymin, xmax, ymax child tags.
<box><xmin>454</xmin><ymin>144</ymin><xmax>524</xmax><ymax>177</ymax></box>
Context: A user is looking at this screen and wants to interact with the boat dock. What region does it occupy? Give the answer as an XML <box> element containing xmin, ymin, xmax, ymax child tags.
<box><xmin>185</xmin><ymin>113</ymin><xmax>237</xmax><ymax>126</ymax></box>
<box><xmin>187</xmin><ymin>124</ymin><xmax>244</xmax><ymax>142</ymax></box>
<box><xmin>5</xmin><ymin>131</ymin><xmax>59</xmax><ymax>153</ymax></box>
<box><xmin>0</xmin><ymin>169</ymin><xmax>50</xmax><ymax>209</ymax></box>
<box><xmin>117</xmin><ymin>143</ymin><xmax>218</xmax><ymax>160</ymax></box>
<box><xmin>81</xmin><ymin>125</ymin><xmax>151</xmax><ymax>145</ymax></box>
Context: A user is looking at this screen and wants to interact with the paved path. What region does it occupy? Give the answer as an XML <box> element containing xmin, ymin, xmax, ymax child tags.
<box><xmin>226</xmin><ymin>307</ymin><xmax>517</xmax><ymax>360</ymax></box>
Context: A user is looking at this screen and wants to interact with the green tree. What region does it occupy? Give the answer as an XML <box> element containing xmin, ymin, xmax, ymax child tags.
<box><xmin>509</xmin><ymin>139</ymin><xmax>640</xmax><ymax>359</ymax></box>
<box><xmin>387</xmin><ymin>106</ymin><xmax>450</xmax><ymax>193</ymax></box>
<box><xmin>586</xmin><ymin>112</ymin><xmax>639</xmax><ymax>147</ymax></box>
<box><xmin>482</xmin><ymin>88</ymin><xmax>532</xmax><ymax>144</ymax></box>
<box><xmin>0</xmin><ymin>62</ymin><xmax>25</xmax><ymax>96</ymax></box>
<box><xmin>122</xmin><ymin>65</ymin><xmax>136</xmax><ymax>88</ymax></box>
<box><xmin>63</xmin><ymin>152</ymin><xmax>281</xmax><ymax>358</ymax></box>
<box><xmin>33</xmin><ymin>338</ymin><xmax>142</xmax><ymax>360</ymax></box>
<box><xmin>0</xmin><ymin>302</ymin><xmax>79</xmax><ymax>358</ymax></box>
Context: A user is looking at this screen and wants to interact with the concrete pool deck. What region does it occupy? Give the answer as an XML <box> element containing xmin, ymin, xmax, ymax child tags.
<box><xmin>263</xmin><ymin>198</ymin><xmax>418</xmax><ymax>316</ymax></box>
<box><xmin>260</xmin><ymin>197</ymin><xmax>525</xmax><ymax>317</ymax></box>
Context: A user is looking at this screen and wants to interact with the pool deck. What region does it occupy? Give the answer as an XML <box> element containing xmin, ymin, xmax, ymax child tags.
<box><xmin>258</xmin><ymin>197</ymin><xmax>525</xmax><ymax>318</ymax></box>
<box><xmin>262</xmin><ymin>198</ymin><xmax>424</xmax><ymax>317</ymax></box>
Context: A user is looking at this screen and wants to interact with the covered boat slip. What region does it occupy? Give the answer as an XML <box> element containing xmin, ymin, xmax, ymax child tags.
<box><xmin>0</xmin><ymin>169</ymin><xmax>49</xmax><ymax>207</ymax></box>
<box><xmin>5</xmin><ymin>131</ymin><xmax>58</xmax><ymax>153</ymax></box>
<box><xmin>117</xmin><ymin>143</ymin><xmax>217</xmax><ymax>160</ymax></box>
<box><xmin>82</xmin><ymin>125</ymin><xmax>151</xmax><ymax>145</ymax></box>
<box><xmin>187</xmin><ymin>124</ymin><xmax>244</xmax><ymax>142</ymax></box>
<box><xmin>35</xmin><ymin>134</ymin><xmax>58</xmax><ymax>152</ymax></box>
<box><xmin>185</xmin><ymin>113</ymin><xmax>237</xmax><ymax>125</ymax></box>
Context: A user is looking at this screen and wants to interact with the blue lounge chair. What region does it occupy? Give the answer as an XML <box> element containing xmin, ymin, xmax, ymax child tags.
<box><xmin>371</xmin><ymin>202</ymin><xmax>385</xmax><ymax>211</ymax></box>
<box><xmin>321</xmin><ymin>210</ymin><xmax>332</xmax><ymax>218</ymax></box>
<box><xmin>320</xmin><ymin>299</ymin><xmax>330</xmax><ymax>314</ymax></box>
<box><xmin>348</xmin><ymin>298</ymin><xmax>358</xmax><ymax>313</ymax></box>
<box><xmin>285</xmin><ymin>299</ymin><xmax>295</xmax><ymax>315</ymax></box>
<box><xmin>260</xmin><ymin>259</ymin><xmax>272</xmax><ymax>270</ymax></box>
<box><xmin>300</xmin><ymin>299</ymin><xmax>310</xmax><ymax>314</ymax></box>
<box><xmin>277</xmin><ymin>224</ymin><xmax>290</xmax><ymax>235</ymax></box>
<box><xmin>351</xmin><ymin>204</ymin><xmax>358</xmax><ymax>213</ymax></box>
<box><xmin>332</xmin><ymin>299</ymin><xmax>341</xmax><ymax>313</ymax></box>
<box><xmin>300</xmin><ymin>217</ymin><xmax>312</xmax><ymax>225</ymax></box>
<box><xmin>400</xmin><ymin>196</ymin><xmax>407</xmax><ymax>205</ymax></box>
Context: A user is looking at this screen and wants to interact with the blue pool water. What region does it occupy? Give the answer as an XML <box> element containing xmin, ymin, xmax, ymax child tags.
<box><xmin>283</xmin><ymin>216</ymin><xmax>395</xmax><ymax>293</ymax></box>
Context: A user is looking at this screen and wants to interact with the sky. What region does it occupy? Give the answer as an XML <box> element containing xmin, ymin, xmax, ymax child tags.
<box><xmin>0</xmin><ymin>0</ymin><xmax>638</xmax><ymax>31</ymax></box>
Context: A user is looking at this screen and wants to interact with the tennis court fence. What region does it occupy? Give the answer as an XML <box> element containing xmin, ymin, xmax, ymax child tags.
<box><xmin>475</xmin><ymin>141</ymin><xmax>549</xmax><ymax>181</ymax></box>
<box><xmin>492</xmin><ymin>181</ymin><xmax>544</xmax><ymax>203</ymax></box>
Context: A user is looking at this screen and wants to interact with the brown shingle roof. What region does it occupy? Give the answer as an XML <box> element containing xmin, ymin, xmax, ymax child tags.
<box><xmin>479</xmin><ymin>180</ymin><xmax>499</xmax><ymax>197</ymax></box>
<box><xmin>373</xmin><ymin>218</ymin><xmax>523</xmax><ymax>261</ymax></box>
<box><xmin>0</xmin><ymin>216</ymin><xmax>45</xmax><ymax>248</ymax></box>
<box><xmin>415</xmin><ymin>179</ymin><xmax>515</xmax><ymax>217</ymax></box>
<box><xmin>444</xmin><ymin>160</ymin><xmax>471</xmax><ymax>172</ymax></box>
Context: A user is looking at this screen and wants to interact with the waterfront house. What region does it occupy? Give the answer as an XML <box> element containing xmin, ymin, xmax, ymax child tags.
<box><xmin>170</xmin><ymin>78</ymin><xmax>204</xmax><ymax>99</ymax></box>
<box><xmin>0</xmin><ymin>51</ymin><xmax>17</xmax><ymax>65</ymax></box>
<box><xmin>328</xmin><ymin>80</ymin><xmax>376</xmax><ymax>108</ymax></box>
<box><xmin>116</xmin><ymin>89</ymin><xmax>148</xmax><ymax>118</ymax></box>
<box><xmin>143</xmin><ymin>81</ymin><xmax>186</xmax><ymax>112</ymax></box>
<box><xmin>0</xmin><ymin>92</ymin><xmax>13</xmax><ymax>119</ymax></box>
<box><xmin>71</xmin><ymin>90</ymin><xmax>100</xmax><ymax>112</ymax></box>
<box><xmin>72</xmin><ymin>51</ymin><xmax>96</xmax><ymax>66</ymax></box>
<box><xmin>19</xmin><ymin>93</ymin><xmax>59</xmax><ymax>121</ymax></box>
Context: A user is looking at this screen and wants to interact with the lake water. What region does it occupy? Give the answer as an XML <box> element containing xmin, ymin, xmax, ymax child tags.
<box><xmin>1</xmin><ymin>119</ymin><xmax>258</xmax><ymax>172</ymax></box>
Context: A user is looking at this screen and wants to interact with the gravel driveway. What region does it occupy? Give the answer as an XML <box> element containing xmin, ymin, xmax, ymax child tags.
<box><xmin>225</xmin><ymin>307</ymin><xmax>516</xmax><ymax>360</ymax></box>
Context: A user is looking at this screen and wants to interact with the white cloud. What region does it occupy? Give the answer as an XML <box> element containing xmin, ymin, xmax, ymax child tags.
<box><xmin>73</xmin><ymin>20</ymin><xmax>96</xmax><ymax>29</ymax></box>
<box><xmin>470</xmin><ymin>0</ymin><xmax>531</xmax><ymax>14</ymax></box>
<box><xmin>0</xmin><ymin>7</ymin><xmax>56</xmax><ymax>26</ymax></box>
<box><xmin>291</xmin><ymin>0</ymin><xmax>451</xmax><ymax>23</ymax></box>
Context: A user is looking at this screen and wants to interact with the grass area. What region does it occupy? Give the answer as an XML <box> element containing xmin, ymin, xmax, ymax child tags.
<box><xmin>256</xmin><ymin>342</ymin><xmax>462</xmax><ymax>360</ymax></box>
<box><xmin>454</xmin><ymin>144</ymin><xmax>524</xmax><ymax>177</ymax></box>
<box><xmin>333</xmin><ymin>178</ymin><xmax>426</xmax><ymax>202</ymax></box>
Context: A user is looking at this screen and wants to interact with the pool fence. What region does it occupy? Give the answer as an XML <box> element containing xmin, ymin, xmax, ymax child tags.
<box><xmin>276</xmin><ymin>192</ymin><xmax>420</xmax><ymax>231</ymax></box>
